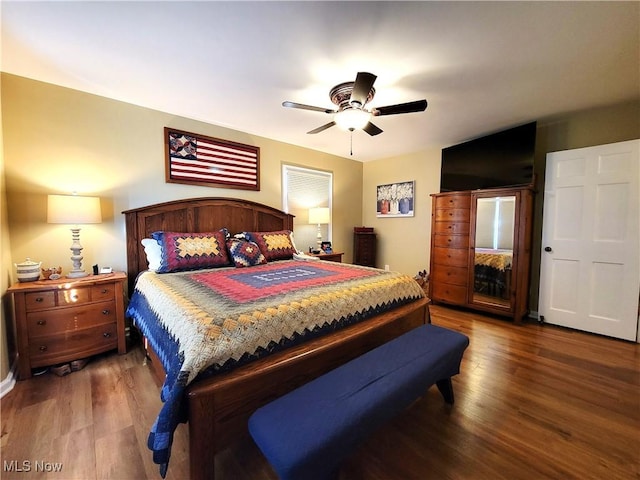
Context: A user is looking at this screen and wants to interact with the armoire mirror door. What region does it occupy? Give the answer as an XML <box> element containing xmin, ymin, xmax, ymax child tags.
<box><xmin>470</xmin><ymin>194</ymin><xmax>516</xmax><ymax>311</ymax></box>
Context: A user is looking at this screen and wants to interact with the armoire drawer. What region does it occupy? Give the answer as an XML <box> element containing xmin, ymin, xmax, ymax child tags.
<box><xmin>432</xmin><ymin>246</ymin><xmax>469</xmax><ymax>267</ymax></box>
<box><xmin>431</xmin><ymin>283</ymin><xmax>468</xmax><ymax>304</ymax></box>
<box><xmin>434</xmin><ymin>194</ymin><xmax>471</xmax><ymax>210</ymax></box>
<box><xmin>434</xmin><ymin>208</ymin><xmax>471</xmax><ymax>223</ymax></box>
<box><xmin>433</xmin><ymin>234</ymin><xmax>470</xmax><ymax>249</ymax></box>
<box><xmin>431</xmin><ymin>265</ymin><xmax>469</xmax><ymax>286</ymax></box>
<box><xmin>434</xmin><ymin>221</ymin><xmax>471</xmax><ymax>235</ymax></box>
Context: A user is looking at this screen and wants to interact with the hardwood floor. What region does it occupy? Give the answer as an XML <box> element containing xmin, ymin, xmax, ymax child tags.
<box><xmin>1</xmin><ymin>305</ymin><xmax>638</xmax><ymax>479</ymax></box>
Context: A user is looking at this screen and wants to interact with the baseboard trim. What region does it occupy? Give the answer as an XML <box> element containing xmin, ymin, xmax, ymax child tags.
<box><xmin>0</xmin><ymin>361</ymin><xmax>17</xmax><ymax>399</ymax></box>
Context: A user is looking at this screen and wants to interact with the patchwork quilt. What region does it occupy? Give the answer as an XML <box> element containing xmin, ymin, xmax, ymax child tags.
<box><xmin>126</xmin><ymin>260</ymin><xmax>425</xmax><ymax>476</ymax></box>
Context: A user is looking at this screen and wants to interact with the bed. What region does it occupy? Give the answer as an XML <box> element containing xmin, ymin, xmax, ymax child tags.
<box><xmin>123</xmin><ymin>197</ymin><xmax>430</xmax><ymax>479</ymax></box>
<box><xmin>473</xmin><ymin>248</ymin><xmax>512</xmax><ymax>298</ymax></box>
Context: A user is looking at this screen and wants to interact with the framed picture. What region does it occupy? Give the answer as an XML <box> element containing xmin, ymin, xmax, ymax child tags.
<box><xmin>321</xmin><ymin>241</ymin><xmax>332</xmax><ymax>253</ymax></box>
<box><xmin>376</xmin><ymin>180</ymin><xmax>415</xmax><ymax>217</ymax></box>
<box><xmin>165</xmin><ymin>127</ymin><xmax>260</xmax><ymax>190</ymax></box>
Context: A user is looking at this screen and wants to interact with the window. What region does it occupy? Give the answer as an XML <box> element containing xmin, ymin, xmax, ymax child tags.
<box><xmin>282</xmin><ymin>165</ymin><xmax>333</xmax><ymax>252</ymax></box>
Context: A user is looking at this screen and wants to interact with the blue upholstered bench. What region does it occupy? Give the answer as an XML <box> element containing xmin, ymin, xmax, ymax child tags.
<box><xmin>248</xmin><ymin>323</ymin><xmax>469</xmax><ymax>480</ymax></box>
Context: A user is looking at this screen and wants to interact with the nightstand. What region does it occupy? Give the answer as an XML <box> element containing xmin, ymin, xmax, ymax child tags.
<box><xmin>8</xmin><ymin>272</ymin><xmax>127</xmax><ymax>379</ymax></box>
<box><xmin>309</xmin><ymin>252</ymin><xmax>344</xmax><ymax>263</ymax></box>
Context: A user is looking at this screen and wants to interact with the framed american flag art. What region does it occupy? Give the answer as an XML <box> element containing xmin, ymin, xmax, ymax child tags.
<box><xmin>165</xmin><ymin>127</ymin><xmax>260</xmax><ymax>190</ymax></box>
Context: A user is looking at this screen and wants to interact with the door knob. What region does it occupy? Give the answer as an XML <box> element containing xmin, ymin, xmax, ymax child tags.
<box><xmin>544</xmin><ymin>246</ymin><xmax>552</xmax><ymax>252</ymax></box>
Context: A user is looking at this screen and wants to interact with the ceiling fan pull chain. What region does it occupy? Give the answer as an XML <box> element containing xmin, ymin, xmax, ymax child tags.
<box><xmin>350</xmin><ymin>130</ymin><xmax>353</xmax><ymax>156</ymax></box>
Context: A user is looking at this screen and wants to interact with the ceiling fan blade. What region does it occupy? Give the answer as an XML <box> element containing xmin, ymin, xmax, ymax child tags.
<box><xmin>283</xmin><ymin>101</ymin><xmax>336</xmax><ymax>114</ymax></box>
<box><xmin>350</xmin><ymin>72</ymin><xmax>377</xmax><ymax>108</ymax></box>
<box><xmin>363</xmin><ymin>122</ymin><xmax>383</xmax><ymax>136</ymax></box>
<box><xmin>373</xmin><ymin>99</ymin><xmax>428</xmax><ymax>116</ymax></box>
<box><xmin>307</xmin><ymin>121</ymin><xmax>336</xmax><ymax>134</ymax></box>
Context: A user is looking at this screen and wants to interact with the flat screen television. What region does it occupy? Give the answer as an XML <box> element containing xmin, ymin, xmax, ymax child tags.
<box><xmin>440</xmin><ymin>121</ymin><xmax>536</xmax><ymax>192</ymax></box>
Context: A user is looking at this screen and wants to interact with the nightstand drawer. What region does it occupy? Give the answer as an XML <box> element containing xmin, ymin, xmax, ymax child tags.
<box><xmin>55</xmin><ymin>283</ymin><xmax>116</xmax><ymax>306</ymax></box>
<box><xmin>26</xmin><ymin>301</ymin><xmax>117</xmax><ymax>338</ymax></box>
<box><xmin>25</xmin><ymin>291</ymin><xmax>56</xmax><ymax>311</ymax></box>
<box><xmin>29</xmin><ymin>323</ymin><xmax>118</xmax><ymax>366</ymax></box>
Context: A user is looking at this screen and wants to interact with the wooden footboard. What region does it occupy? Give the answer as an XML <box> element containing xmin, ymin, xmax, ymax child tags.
<box><xmin>186</xmin><ymin>297</ymin><xmax>429</xmax><ymax>480</ymax></box>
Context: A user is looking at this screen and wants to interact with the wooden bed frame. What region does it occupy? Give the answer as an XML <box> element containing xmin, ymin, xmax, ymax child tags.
<box><xmin>123</xmin><ymin>197</ymin><xmax>429</xmax><ymax>480</ymax></box>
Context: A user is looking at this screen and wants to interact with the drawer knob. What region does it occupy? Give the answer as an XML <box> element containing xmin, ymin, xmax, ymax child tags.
<box><xmin>102</xmin><ymin>309</ymin><xmax>111</xmax><ymax>315</ymax></box>
<box><xmin>39</xmin><ymin>345</ymin><xmax>48</xmax><ymax>352</ymax></box>
<box><xmin>103</xmin><ymin>332</ymin><xmax>111</xmax><ymax>338</ymax></box>
<box><xmin>35</xmin><ymin>297</ymin><xmax>44</xmax><ymax>303</ymax></box>
<box><xmin>101</xmin><ymin>289</ymin><xmax>108</xmax><ymax>294</ymax></box>
<box><xmin>37</xmin><ymin>320</ymin><xmax>47</xmax><ymax>326</ymax></box>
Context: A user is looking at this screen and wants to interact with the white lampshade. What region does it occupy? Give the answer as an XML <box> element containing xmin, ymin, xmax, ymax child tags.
<box><xmin>47</xmin><ymin>195</ymin><xmax>102</xmax><ymax>225</ymax></box>
<box><xmin>308</xmin><ymin>207</ymin><xmax>330</xmax><ymax>225</ymax></box>
<box><xmin>334</xmin><ymin>109</ymin><xmax>371</xmax><ymax>131</ymax></box>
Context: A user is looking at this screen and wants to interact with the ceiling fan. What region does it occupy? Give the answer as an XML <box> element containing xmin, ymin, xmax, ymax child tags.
<box><xmin>282</xmin><ymin>72</ymin><xmax>428</xmax><ymax>136</ymax></box>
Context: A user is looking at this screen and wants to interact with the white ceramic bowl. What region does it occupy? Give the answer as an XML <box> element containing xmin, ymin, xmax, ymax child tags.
<box><xmin>15</xmin><ymin>258</ymin><xmax>42</xmax><ymax>282</ymax></box>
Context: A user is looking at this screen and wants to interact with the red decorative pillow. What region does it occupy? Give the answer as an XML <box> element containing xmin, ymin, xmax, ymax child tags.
<box><xmin>243</xmin><ymin>230</ymin><xmax>297</xmax><ymax>261</ymax></box>
<box><xmin>151</xmin><ymin>230</ymin><xmax>231</xmax><ymax>273</ymax></box>
<box><xmin>227</xmin><ymin>238</ymin><xmax>267</xmax><ymax>268</ymax></box>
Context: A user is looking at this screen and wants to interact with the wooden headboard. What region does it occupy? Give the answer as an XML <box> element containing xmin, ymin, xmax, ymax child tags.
<box><xmin>122</xmin><ymin>197</ymin><xmax>294</xmax><ymax>292</ymax></box>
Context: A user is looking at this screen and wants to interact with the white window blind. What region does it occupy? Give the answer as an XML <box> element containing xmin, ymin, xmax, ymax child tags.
<box><xmin>282</xmin><ymin>165</ymin><xmax>333</xmax><ymax>252</ymax></box>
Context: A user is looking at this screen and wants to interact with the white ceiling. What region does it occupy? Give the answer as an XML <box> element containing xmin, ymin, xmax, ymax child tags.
<box><xmin>2</xmin><ymin>1</ymin><xmax>638</xmax><ymax>162</ymax></box>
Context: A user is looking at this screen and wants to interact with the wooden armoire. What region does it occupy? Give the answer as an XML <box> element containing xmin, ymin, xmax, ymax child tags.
<box><xmin>429</xmin><ymin>186</ymin><xmax>534</xmax><ymax>321</ymax></box>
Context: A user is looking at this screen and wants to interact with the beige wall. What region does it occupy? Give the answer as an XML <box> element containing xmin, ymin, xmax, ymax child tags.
<box><xmin>1</xmin><ymin>74</ymin><xmax>13</xmax><ymax>385</ymax></box>
<box><xmin>0</xmin><ymin>73</ymin><xmax>363</xmax><ymax>378</ymax></box>
<box><xmin>363</xmin><ymin>148</ymin><xmax>441</xmax><ymax>276</ymax></box>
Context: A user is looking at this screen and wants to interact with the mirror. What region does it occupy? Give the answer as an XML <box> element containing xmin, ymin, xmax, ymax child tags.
<box><xmin>472</xmin><ymin>196</ymin><xmax>516</xmax><ymax>308</ymax></box>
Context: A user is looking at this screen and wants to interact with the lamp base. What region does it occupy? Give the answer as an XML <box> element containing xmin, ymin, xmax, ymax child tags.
<box><xmin>67</xmin><ymin>270</ymin><xmax>89</xmax><ymax>278</ymax></box>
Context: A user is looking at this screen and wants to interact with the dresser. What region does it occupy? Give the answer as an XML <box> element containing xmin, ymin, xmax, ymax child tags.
<box><xmin>353</xmin><ymin>227</ymin><xmax>377</xmax><ymax>267</ymax></box>
<box><xmin>8</xmin><ymin>272</ymin><xmax>127</xmax><ymax>379</ymax></box>
<box><xmin>429</xmin><ymin>192</ymin><xmax>471</xmax><ymax>305</ymax></box>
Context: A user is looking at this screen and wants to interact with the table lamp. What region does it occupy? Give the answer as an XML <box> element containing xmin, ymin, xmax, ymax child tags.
<box><xmin>308</xmin><ymin>207</ymin><xmax>330</xmax><ymax>247</ymax></box>
<box><xmin>47</xmin><ymin>194</ymin><xmax>102</xmax><ymax>278</ymax></box>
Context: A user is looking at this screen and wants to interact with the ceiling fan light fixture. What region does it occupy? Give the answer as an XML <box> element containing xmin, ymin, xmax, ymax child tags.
<box><xmin>334</xmin><ymin>108</ymin><xmax>371</xmax><ymax>131</ymax></box>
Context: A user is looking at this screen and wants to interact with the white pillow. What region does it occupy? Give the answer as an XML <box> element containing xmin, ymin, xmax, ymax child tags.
<box><xmin>141</xmin><ymin>238</ymin><xmax>162</xmax><ymax>272</ymax></box>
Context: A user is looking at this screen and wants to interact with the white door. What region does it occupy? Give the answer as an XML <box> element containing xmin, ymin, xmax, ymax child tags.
<box><xmin>539</xmin><ymin>139</ymin><xmax>639</xmax><ymax>341</ymax></box>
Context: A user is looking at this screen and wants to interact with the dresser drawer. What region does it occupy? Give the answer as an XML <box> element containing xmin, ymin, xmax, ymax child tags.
<box><xmin>433</xmin><ymin>234</ymin><xmax>470</xmax><ymax>249</ymax></box>
<box><xmin>431</xmin><ymin>265</ymin><xmax>469</xmax><ymax>286</ymax></box>
<box><xmin>432</xmin><ymin>246</ymin><xmax>469</xmax><ymax>267</ymax></box>
<box><xmin>431</xmin><ymin>282</ymin><xmax>468</xmax><ymax>304</ymax></box>
<box><xmin>434</xmin><ymin>194</ymin><xmax>471</xmax><ymax>210</ymax></box>
<box><xmin>433</xmin><ymin>221</ymin><xmax>471</xmax><ymax>235</ymax></box>
<box><xmin>434</xmin><ymin>208</ymin><xmax>470</xmax><ymax>222</ymax></box>
<box><xmin>25</xmin><ymin>291</ymin><xmax>56</xmax><ymax>311</ymax></box>
<box><xmin>28</xmin><ymin>323</ymin><xmax>118</xmax><ymax>367</ymax></box>
<box><xmin>56</xmin><ymin>284</ymin><xmax>115</xmax><ymax>306</ymax></box>
<box><xmin>26</xmin><ymin>301</ymin><xmax>117</xmax><ymax>338</ymax></box>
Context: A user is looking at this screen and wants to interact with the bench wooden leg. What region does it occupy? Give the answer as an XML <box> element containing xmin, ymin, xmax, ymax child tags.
<box><xmin>436</xmin><ymin>378</ymin><xmax>455</xmax><ymax>404</ymax></box>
